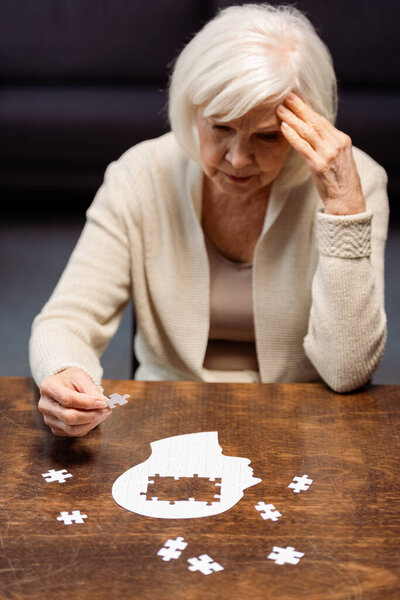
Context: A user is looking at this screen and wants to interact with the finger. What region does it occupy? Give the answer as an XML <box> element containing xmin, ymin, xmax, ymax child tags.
<box><xmin>280</xmin><ymin>121</ymin><xmax>316</xmax><ymax>163</ymax></box>
<box><xmin>39</xmin><ymin>395</ymin><xmax>111</xmax><ymax>426</ymax></box>
<box><xmin>43</xmin><ymin>410</ymin><xmax>111</xmax><ymax>438</ymax></box>
<box><xmin>43</xmin><ymin>415</ymin><xmax>102</xmax><ymax>438</ymax></box>
<box><xmin>284</xmin><ymin>93</ymin><xmax>329</xmax><ymax>135</ymax></box>
<box><xmin>42</xmin><ymin>413</ymin><xmax>79</xmax><ymax>437</ymax></box>
<box><xmin>277</xmin><ymin>104</ymin><xmax>321</xmax><ymax>150</ymax></box>
<box><xmin>283</xmin><ymin>94</ymin><xmax>349</xmax><ymax>151</ymax></box>
<box><xmin>43</xmin><ymin>416</ymin><xmax>74</xmax><ymax>437</ymax></box>
<box><xmin>41</xmin><ymin>378</ymin><xmax>107</xmax><ymax>410</ymax></box>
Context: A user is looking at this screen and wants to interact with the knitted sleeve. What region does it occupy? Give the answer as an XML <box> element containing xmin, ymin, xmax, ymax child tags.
<box><xmin>303</xmin><ymin>166</ymin><xmax>389</xmax><ymax>392</ymax></box>
<box><xmin>29</xmin><ymin>156</ymin><xmax>139</xmax><ymax>386</ymax></box>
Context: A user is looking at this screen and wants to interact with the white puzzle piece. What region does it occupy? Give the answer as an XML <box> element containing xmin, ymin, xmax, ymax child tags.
<box><xmin>42</xmin><ymin>469</ymin><xmax>72</xmax><ymax>483</ymax></box>
<box><xmin>157</xmin><ymin>537</ymin><xmax>188</xmax><ymax>561</ymax></box>
<box><xmin>112</xmin><ymin>431</ymin><xmax>261</xmax><ymax>519</ymax></box>
<box><xmin>57</xmin><ymin>510</ymin><xmax>87</xmax><ymax>525</ymax></box>
<box><xmin>106</xmin><ymin>393</ymin><xmax>130</xmax><ymax>409</ymax></box>
<box><xmin>187</xmin><ymin>554</ymin><xmax>224</xmax><ymax>575</ymax></box>
<box><xmin>288</xmin><ymin>474</ymin><xmax>313</xmax><ymax>493</ymax></box>
<box><xmin>267</xmin><ymin>546</ymin><xmax>304</xmax><ymax>565</ymax></box>
<box><xmin>255</xmin><ymin>502</ymin><xmax>282</xmax><ymax>521</ymax></box>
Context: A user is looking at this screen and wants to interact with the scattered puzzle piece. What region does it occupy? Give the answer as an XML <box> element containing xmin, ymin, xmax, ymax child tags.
<box><xmin>267</xmin><ymin>546</ymin><xmax>304</xmax><ymax>565</ymax></box>
<box><xmin>57</xmin><ymin>510</ymin><xmax>87</xmax><ymax>525</ymax></box>
<box><xmin>140</xmin><ymin>474</ymin><xmax>222</xmax><ymax>505</ymax></box>
<box><xmin>288</xmin><ymin>474</ymin><xmax>313</xmax><ymax>494</ymax></box>
<box><xmin>157</xmin><ymin>537</ymin><xmax>188</xmax><ymax>561</ymax></box>
<box><xmin>187</xmin><ymin>554</ymin><xmax>224</xmax><ymax>575</ymax></box>
<box><xmin>255</xmin><ymin>502</ymin><xmax>282</xmax><ymax>521</ymax></box>
<box><xmin>42</xmin><ymin>469</ymin><xmax>72</xmax><ymax>484</ymax></box>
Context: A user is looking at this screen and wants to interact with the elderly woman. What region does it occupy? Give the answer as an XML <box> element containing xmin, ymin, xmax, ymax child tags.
<box><xmin>30</xmin><ymin>3</ymin><xmax>388</xmax><ymax>437</ymax></box>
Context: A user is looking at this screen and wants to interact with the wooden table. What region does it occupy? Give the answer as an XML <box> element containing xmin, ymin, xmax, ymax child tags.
<box><xmin>1</xmin><ymin>377</ymin><xmax>400</xmax><ymax>599</ymax></box>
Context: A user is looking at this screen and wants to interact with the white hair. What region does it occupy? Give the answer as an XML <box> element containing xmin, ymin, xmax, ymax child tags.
<box><xmin>168</xmin><ymin>3</ymin><xmax>338</xmax><ymax>188</ymax></box>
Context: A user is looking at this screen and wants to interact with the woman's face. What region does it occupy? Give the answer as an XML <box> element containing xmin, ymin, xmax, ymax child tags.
<box><xmin>195</xmin><ymin>102</ymin><xmax>291</xmax><ymax>199</ymax></box>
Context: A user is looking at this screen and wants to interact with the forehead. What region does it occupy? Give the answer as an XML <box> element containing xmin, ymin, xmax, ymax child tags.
<box><xmin>211</xmin><ymin>101</ymin><xmax>280</xmax><ymax>130</ymax></box>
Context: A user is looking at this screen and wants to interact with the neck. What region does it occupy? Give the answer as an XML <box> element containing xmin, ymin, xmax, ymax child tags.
<box><xmin>201</xmin><ymin>176</ymin><xmax>272</xmax><ymax>263</ymax></box>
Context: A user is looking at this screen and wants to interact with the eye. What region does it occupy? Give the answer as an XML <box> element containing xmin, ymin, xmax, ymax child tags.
<box><xmin>257</xmin><ymin>133</ymin><xmax>280</xmax><ymax>142</ymax></box>
<box><xmin>212</xmin><ymin>124</ymin><xmax>231</xmax><ymax>132</ymax></box>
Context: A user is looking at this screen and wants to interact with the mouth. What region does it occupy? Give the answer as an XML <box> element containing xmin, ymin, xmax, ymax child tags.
<box><xmin>224</xmin><ymin>173</ymin><xmax>253</xmax><ymax>184</ymax></box>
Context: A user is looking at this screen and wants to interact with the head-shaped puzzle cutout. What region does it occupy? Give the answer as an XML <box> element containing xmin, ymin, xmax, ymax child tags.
<box><xmin>112</xmin><ymin>431</ymin><xmax>261</xmax><ymax>519</ymax></box>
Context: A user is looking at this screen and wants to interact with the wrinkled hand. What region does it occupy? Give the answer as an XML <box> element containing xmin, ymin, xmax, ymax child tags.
<box><xmin>38</xmin><ymin>367</ymin><xmax>111</xmax><ymax>437</ymax></box>
<box><xmin>277</xmin><ymin>93</ymin><xmax>366</xmax><ymax>215</ymax></box>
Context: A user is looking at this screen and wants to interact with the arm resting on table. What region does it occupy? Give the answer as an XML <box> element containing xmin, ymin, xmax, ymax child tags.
<box><xmin>304</xmin><ymin>166</ymin><xmax>389</xmax><ymax>393</ymax></box>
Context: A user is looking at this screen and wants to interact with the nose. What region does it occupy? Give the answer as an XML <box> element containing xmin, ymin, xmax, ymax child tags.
<box><xmin>225</xmin><ymin>136</ymin><xmax>254</xmax><ymax>170</ymax></box>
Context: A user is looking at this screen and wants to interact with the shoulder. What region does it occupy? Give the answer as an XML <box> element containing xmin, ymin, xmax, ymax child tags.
<box><xmin>96</xmin><ymin>132</ymin><xmax>203</xmax><ymax>230</ymax></box>
<box><xmin>89</xmin><ymin>133</ymin><xmax>186</xmax><ymax>219</ymax></box>
<box><xmin>117</xmin><ymin>131</ymin><xmax>188</xmax><ymax>175</ymax></box>
<box><xmin>352</xmin><ymin>146</ymin><xmax>388</xmax><ymax>186</ymax></box>
<box><xmin>116</xmin><ymin>131</ymin><xmax>201</xmax><ymax>212</ymax></box>
<box><xmin>353</xmin><ymin>146</ymin><xmax>388</xmax><ymax>207</ymax></box>
<box><xmin>352</xmin><ymin>147</ymin><xmax>389</xmax><ymax>235</ymax></box>
<box><xmin>96</xmin><ymin>132</ymin><xmax>191</xmax><ymax>211</ymax></box>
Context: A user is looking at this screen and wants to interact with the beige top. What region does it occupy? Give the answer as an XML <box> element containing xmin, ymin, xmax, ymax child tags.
<box><xmin>29</xmin><ymin>132</ymin><xmax>389</xmax><ymax>392</ymax></box>
<box><xmin>203</xmin><ymin>235</ymin><xmax>259</xmax><ymax>371</ymax></box>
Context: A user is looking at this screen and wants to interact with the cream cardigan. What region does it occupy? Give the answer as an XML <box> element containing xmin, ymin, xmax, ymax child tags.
<box><xmin>29</xmin><ymin>132</ymin><xmax>389</xmax><ymax>392</ymax></box>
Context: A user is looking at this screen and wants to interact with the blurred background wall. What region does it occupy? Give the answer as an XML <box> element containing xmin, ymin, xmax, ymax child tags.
<box><xmin>1</xmin><ymin>0</ymin><xmax>399</xmax><ymax>381</ymax></box>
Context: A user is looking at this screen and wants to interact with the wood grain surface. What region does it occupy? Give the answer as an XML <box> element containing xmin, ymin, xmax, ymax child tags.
<box><xmin>1</xmin><ymin>377</ymin><xmax>400</xmax><ymax>599</ymax></box>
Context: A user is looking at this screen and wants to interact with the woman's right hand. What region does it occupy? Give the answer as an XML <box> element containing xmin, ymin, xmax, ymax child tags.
<box><xmin>38</xmin><ymin>367</ymin><xmax>112</xmax><ymax>437</ymax></box>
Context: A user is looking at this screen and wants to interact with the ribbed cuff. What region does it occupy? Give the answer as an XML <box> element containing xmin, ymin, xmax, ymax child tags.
<box><xmin>317</xmin><ymin>210</ymin><xmax>372</xmax><ymax>258</ymax></box>
<box><xmin>51</xmin><ymin>363</ymin><xmax>102</xmax><ymax>389</ymax></box>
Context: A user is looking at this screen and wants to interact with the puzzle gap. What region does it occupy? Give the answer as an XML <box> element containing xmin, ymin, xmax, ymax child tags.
<box><xmin>140</xmin><ymin>474</ymin><xmax>222</xmax><ymax>505</ymax></box>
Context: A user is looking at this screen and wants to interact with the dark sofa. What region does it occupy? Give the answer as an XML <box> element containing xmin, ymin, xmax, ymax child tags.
<box><xmin>1</xmin><ymin>0</ymin><xmax>398</xmax><ymax>213</ymax></box>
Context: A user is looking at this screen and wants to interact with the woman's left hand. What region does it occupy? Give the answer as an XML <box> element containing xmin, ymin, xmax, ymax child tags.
<box><xmin>277</xmin><ymin>93</ymin><xmax>366</xmax><ymax>215</ymax></box>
